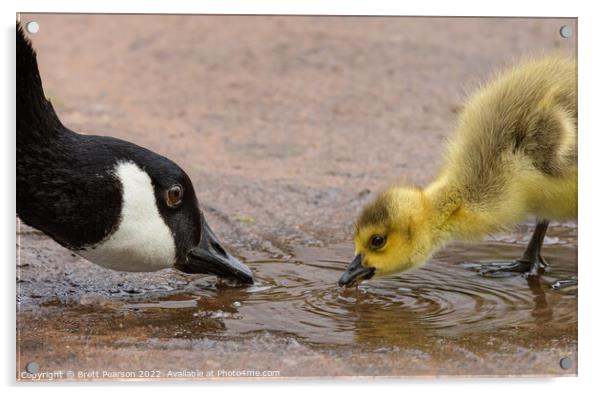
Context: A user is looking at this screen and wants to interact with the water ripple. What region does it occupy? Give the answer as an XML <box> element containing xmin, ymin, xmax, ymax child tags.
<box><xmin>119</xmin><ymin>226</ymin><xmax>577</xmax><ymax>347</ymax></box>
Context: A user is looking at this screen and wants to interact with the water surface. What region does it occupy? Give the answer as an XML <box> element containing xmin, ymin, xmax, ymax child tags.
<box><xmin>17</xmin><ymin>223</ymin><xmax>577</xmax><ymax>377</ymax></box>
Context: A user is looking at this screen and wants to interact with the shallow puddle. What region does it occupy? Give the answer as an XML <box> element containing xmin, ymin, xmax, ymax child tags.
<box><xmin>17</xmin><ymin>223</ymin><xmax>577</xmax><ymax>376</ymax></box>
<box><xmin>78</xmin><ymin>225</ymin><xmax>577</xmax><ymax>346</ymax></box>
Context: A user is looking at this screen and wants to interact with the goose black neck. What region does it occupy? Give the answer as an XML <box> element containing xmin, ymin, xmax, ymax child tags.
<box><xmin>16</xmin><ymin>23</ymin><xmax>63</xmax><ymax>143</ymax></box>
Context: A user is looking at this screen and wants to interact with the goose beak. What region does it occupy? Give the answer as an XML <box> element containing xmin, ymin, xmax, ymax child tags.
<box><xmin>338</xmin><ymin>254</ymin><xmax>375</xmax><ymax>287</ymax></box>
<box><xmin>178</xmin><ymin>222</ymin><xmax>254</xmax><ymax>284</ymax></box>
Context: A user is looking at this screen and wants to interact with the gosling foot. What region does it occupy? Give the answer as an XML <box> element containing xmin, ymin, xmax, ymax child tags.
<box><xmin>478</xmin><ymin>255</ymin><xmax>548</xmax><ymax>278</ymax></box>
<box><xmin>551</xmin><ymin>278</ymin><xmax>578</xmax><ymax>290</ymax></box>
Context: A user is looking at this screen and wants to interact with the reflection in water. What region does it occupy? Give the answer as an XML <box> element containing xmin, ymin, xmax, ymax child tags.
<box><xmin>105</xmin><ymin>225</ymin><xmax>577</xmax><ymax>349</ymax></box>
<box><xmin>25</xmin><ymin>225</ymin><xmax>577</xmax><ymax>351</ymax></box>
<box><xmin>526</xmin><ymin>277</ymin><xmax>554</xmax><ymax>325</ymax></box>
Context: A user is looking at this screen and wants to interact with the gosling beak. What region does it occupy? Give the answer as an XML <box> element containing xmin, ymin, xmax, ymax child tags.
<box><xmin>178</xmin><ymin>221</ymin><xmax>254</xmax><ymax>284</ymax></box>
<box><xmin>338</xmin><ymin>254</ymin><xmax>375</xmax><ymax>287</ymax></box>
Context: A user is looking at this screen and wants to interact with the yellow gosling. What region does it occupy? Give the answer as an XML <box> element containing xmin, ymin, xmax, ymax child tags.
<box><xmin>339</xmin><ymin>55</ymin><xmax>577</xmax><ymax>286</ymax></box>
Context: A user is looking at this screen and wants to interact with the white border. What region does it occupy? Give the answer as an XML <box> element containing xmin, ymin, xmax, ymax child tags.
<box><xmin>3</xmin><ymin>1</ymin><xmax>601</xmax><ymax>394</ymax></box>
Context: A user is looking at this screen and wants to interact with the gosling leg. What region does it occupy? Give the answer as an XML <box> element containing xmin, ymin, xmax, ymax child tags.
<box><xmin>480</xmin><ymin>220</ymin><xmax>549</xmax><ymax>277</ymax></box>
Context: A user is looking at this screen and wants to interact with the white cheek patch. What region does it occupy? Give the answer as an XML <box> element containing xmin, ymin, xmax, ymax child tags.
<box><xmin>79</xmin><ymin>161</ymin><xmax>176</xmax><ymax>272</ymax></box>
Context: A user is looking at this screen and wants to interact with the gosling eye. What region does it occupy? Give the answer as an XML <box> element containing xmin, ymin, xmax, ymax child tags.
<box><xmin>369</xmin><ymin>235</ymin><xmax>386</xmax><ymax>250</ymax></box>
<box><xmin>166</xmin><ymin>184</ymin><xmax>184</xmax><ymax>208</ymax></box>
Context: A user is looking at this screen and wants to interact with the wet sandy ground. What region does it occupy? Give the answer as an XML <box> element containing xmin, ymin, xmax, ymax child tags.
<box><xmin>17</xmin><ymin>14</ymin><xmax>577</xmax><ymax>379</ymax></box>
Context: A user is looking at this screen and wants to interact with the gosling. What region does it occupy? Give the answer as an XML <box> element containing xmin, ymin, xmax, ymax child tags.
<box><xmin>339</xmin><ymin>55</ymin><xmax>576</xmax><ymax>286</ymax></box>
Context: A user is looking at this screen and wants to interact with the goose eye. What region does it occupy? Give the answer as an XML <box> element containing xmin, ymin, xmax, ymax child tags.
<box><xmin>369</xmin><ymin>235</ymin><xmax>386</xmax><ymax>249</ymax></box>
<box><xmin>166</xmin><ymin>184</ymin><xmax>183</xmax><ymax>207</ymax></box>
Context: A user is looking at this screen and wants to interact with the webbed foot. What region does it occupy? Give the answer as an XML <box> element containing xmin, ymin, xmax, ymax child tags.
<box><xmin>477</xmin><ymin>220</ymin><xmax>550</xmax><ymax>278</ymax></box>
<box><xmin>478</xmin><ymin>255</ymin><xmax>548</xmax><ymax>278</ymax></box>
<box><xmin>551</xmin><ymin>278</ymin><xmax>578</xmax><ymax>289</ymax></box>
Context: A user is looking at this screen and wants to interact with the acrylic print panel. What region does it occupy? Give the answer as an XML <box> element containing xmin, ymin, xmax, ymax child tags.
<box><xmin>16</xmin><ymin>14</ymin><xmax>577</xmax><ymax>380</ymax></box>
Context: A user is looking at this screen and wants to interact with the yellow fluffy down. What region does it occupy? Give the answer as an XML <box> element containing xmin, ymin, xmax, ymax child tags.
<box><xmin>354</xmin><ymin>55</ymin><xmax>577</xmax><ymax>277</ymax></box>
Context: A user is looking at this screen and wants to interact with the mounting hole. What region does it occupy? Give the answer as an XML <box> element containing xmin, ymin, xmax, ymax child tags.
<box><xmin>559</xmin><ymin>25</ymin><xmax>572</xmax><ymax>38</ymax></box>
<box><xmin>25</xmin><ymin>361</ymin><xmax>39</xmax><ymax>374</ymax></box>
<box><xmin>26</xmin><ymin>21</ymin><xmax>39</xmax><ymax>34</ymax></box>
<box><xmin>559</xmin><ymin>357</ymin><xmax>573</xmax><ymax>370</ymax></box>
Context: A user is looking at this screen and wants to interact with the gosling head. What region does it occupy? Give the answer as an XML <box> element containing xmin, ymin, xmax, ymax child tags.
<box><xmin>339</xmin><ymin>187</ymin><xmax>434</xmax><ymax>286</ymax></box>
